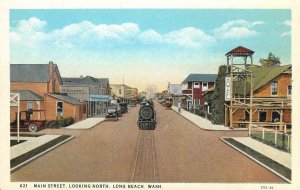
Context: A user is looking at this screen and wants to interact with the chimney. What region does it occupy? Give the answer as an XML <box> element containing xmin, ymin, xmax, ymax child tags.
<box><xmin>49</xmin><ymin>61</ymin><xmax>54</xmax><ymax>77</ymax></box>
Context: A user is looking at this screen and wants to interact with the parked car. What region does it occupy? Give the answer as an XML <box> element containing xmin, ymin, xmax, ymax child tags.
<box><xmin>10</xmin><ymin>110</ymin><xmax>45</xmax><ymax>132</ymax></box>
<box><xmin>106</xmin><ymin>107</ymin><xmax>118</xmax><ymax>120</ymax></box>
<box><xmin>115</xmin><ymin>104</ymin><xmax>122</xmax><ymax>117</ymax></box>
<box><xmin>129</xmin><ymin>99</ymin><xmax>137</xmax><ymax>107</ymax></box>
<box><xmin>119</xmin><ymin>102</ymin><xmax>128</xmax><ymax>113</ymax></box>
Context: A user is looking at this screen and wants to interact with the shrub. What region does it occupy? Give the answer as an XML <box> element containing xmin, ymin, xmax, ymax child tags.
<box><xmin>64</xmin><ymin>117</ymin><xmax>74</xmax><ymax>127</ymax></box>
<box><xmin>48</xmin><ymin>120</ymin><xmax>59</xmax><ymax>128</ymax></box>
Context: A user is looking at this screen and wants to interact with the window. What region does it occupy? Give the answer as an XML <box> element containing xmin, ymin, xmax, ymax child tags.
<box><xmin>27</xmin><ymin>101</ymin><xmax>33</xmax><ymax>110</ymax></box>
<box><xmin>259</xmin><ymin>111</ymin><xmax>267</xmax><ymax>122</ymax></box>
<box><xmin>56</xmin><ymin>101</ymin><xmax>63</xmax><ymax>116</ymax></box>
<box><xmin>119</xmin><ymin>89</ymin><xmax>122</xmax><ymax>95</ymax></box>
<box><xmin>194</xmin><ymin>82</ymin><xmax>200</xmax><ymax>88</ymax></box>
<box><xmin>271</xmin><ymin>81</ymin><xmax>278</xmax><ymax>96</ymax></box>
<box><xmin>272</xmin><ymin>111</ymin><xmax>280</xmax><ymax>122</ymax></box>
<box><xmin>202</xmin><ymin>82</ymin><xmax>208</xmax><ymax>91</ymax></box>
<box><xmin>194</xmin><ymin>99</ymin><xmax>199</xmax><ymax>105</ymax></box>
<box><xmin>288</xmin><ymin>85</ymin><xmax>292</xmax><ymax>96</ymax></box>
<box><xmin>188</xmin><ymin>82</ymin><xmax>192</xmax><ymax>89</ymax></box>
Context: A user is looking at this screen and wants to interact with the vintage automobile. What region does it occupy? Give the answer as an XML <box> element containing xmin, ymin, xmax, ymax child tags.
<box><xmin>165</xmin><ymin>97</ymin><xmax>173</xmax><ymax>109</ymax></box>
<box><xmin>10</xmin><ymin>110</ymin><xmax>45</xmax><ymax>132</ymax></box>
<box><xmin>105</xmin><ymin>107</ymin><xmax>119</xmax><ymax>120</ymax></box>
<box><xmin>119</xmin><ymin>102</ymin><xmax>128</xmax><ymax>113</ymax></box>
<box><xmin>129</xmin><ymin>99</ymin><xmax>137</xmax><ymax>107</ymax></box>
<box><xmin>137</xmin><ymin>102</ymin><xmax>156</xmax><ymax>130</ymax></box>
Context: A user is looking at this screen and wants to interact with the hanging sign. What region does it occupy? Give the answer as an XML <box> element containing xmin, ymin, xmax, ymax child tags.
<box><xmin>225</xmin><ymin>77</ymin><xmax>231</xmax><ymax>101</ymax></box>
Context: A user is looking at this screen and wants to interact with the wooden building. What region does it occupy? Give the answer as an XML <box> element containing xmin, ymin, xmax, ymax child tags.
<box><xmin>224</xmin><ymin>46</ymin><xmax>292</xmax><ymax>130</ymax></box>
<box><xmin>10</xmin><ymin>62</ymin><xmax>86</xmax><ymax>122</ymax></box>
<box><xmin>181</xmin><ymin>74</ymin><xmax>217</xmax><ymax>110</ymax></box>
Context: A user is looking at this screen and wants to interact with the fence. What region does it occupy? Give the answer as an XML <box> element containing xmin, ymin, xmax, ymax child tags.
<box><xmin>251</xmin><ymin>126</ymin><xmax>291</xmax><ymax>153</ymax></box>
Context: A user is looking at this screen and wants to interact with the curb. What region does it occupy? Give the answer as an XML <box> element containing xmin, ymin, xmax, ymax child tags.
<box><xmin>11</xmin><ymin>135</ymin><xmax>74</xmax><ymax>173</ymax></box>
<box><xmin>220</xmin><ymin>137</ymin><xmax>291</xmax><ymax>183</ymax></box>
<box><xmin>171</xmin><ymin>107</ymin><xmax>246</xmax><ymax>131</ymax></box>
<box><xmin>66</xmin><ymin>119</ymin><xmax>106</xmax><ymax>130</ymax></box>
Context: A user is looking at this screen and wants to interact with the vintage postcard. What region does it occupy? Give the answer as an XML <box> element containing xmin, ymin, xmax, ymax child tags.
<box><xmin>1</xmin><ymin>0</ymin><xmax>300</xmax><ymax>190</ymax></box>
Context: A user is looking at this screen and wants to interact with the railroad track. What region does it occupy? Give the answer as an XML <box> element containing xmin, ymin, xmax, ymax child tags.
<box><xmin>131</xmin><ymin>130</ymin><xmax>159</xmax><ymax>182</ymax></box>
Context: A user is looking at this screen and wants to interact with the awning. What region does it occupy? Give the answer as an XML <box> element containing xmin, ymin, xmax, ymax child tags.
<box><xmin>89</xmin><ymin>95</ymin><xmax>112</xmax><ymax>102</ymax></box>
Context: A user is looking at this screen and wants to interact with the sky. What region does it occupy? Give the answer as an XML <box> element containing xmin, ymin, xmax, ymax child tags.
<box><xmin>10</xmin><ymin>9</ymin><xmax>291</xmax><ymax>92</ymax></box>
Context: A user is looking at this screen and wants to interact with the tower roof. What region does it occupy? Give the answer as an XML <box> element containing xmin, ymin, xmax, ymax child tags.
<box><xmin>226</xmin><ymin>46</ymin><xmax>254</xmax><ymax>56</ymax></box>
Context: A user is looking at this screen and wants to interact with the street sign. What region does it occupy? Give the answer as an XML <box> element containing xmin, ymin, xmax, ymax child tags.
<box><xmin>225</xmin><ymin>77</ymin><xmax>231</xmax><ymax>101</ymax></box>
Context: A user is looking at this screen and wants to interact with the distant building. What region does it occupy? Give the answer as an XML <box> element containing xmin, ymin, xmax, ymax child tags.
<box><xmin>181</xmin><ymin>74</ymin><xmax>217</xmax><ymax>110</ymax></box>
<box><xmin>168</xmin><ymin>84</ymin><xmax>182</xmax><ymax>96</ymax></box>
<box><xmin>10</xmin><ymin>62</ymin><xmax>86</xmax><ymax>122</ymax></box>
<box><xmin>61</xmin><ymin>76</ymin><xmax>111</xmax><ymax>117</ymax></box>
<box><xmin>110</xmin><ymin>84</ymin><xmax>138</xmax><ymax>103</ymax></box>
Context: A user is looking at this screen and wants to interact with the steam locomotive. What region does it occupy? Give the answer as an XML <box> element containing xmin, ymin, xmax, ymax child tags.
<box><xmin>137</xmin><ymin>100</ymin><xmax>156</xmax><ymax>130</ymax></box>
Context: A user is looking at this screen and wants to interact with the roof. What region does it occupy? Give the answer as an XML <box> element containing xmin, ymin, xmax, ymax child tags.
<box><xmin>62</xmin><ymin>76</ymin><xmax>100</xmax><ymax>86</ymax></box>
<box><xmin>226</xmin><ymin>46</ymin><xmax>254</xmax><ymax>56</ymax></box>
<box><xmin>11</xmin><ymin>63</ymin><xmax>63</xmax><ymax>84</ymax></box>
<box><xmin>234</xmin><ymin>64</ymin><xmax>292</xmax><ymax>95</ymax></box>
<box><xmin>11</xmin><ymin>90</ymin><xmax>44</xmax><ymax>101</ymax></box>
<box><xmin>11</xmin><ymin>64</ymin><xmax>50</xmax><ymax>82</ymax></box>
<box><xmin>97</xmin><ymin>78</ymin><xmax>109</xmax><ymax>88</ymax></box>
<box><xmin>46</xmin><ymin>94</ymin><xmax>81</xmax><ymax>104</ymax></box>
<box><xmin>182</xmin><ymin>74</ymin><xmax>217</xmax><ymax>83</ymax></box>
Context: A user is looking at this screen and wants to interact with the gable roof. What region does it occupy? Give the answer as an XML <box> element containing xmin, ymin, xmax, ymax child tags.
<box><xmin>10</xmin><ymin>63</ymin><xmax>62</xmax><ymax>84</ymax></box>
<box><xmin>62</xmin><ymin>76</ymin><xmax>100</xmax><ymax>86</ymax></box>
<box><xmin>11</xmin><ymin>64</ymin><xmax>50</xmax><ymax>82</ymax></box>
<box><xmin>182</xmin><ymin>74</ymin><xmax>217</xmax><ymax>83</ymax></box>
<box><xmin>226</xmin><ymin>46</ymin><xmax>254</xmax><ymax>56</ymax></box>
<box><xmin>11</xmin><ymin>90</ymin><xmax>44</xmax><ymax>101</ymax></box>
<box><xmin>97</xmin><ymin>78</ymin><xmax>109</xmax><ymax>88</ymax></box>
<box><xmin>234</xmin><ymin>64</ymin><xmax>292</xmax><ymax>95</ymax></box>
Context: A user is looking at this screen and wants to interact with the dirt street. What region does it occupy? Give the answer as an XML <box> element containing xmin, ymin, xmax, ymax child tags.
<box><xmin>11</xmin><ymin>102</ymin><xmax>284</xmax><ymax>183</ymax></box>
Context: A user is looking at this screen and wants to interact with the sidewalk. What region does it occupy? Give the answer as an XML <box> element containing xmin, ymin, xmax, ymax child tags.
<box><xmin>172</xmin><ymin>106</ymin><xmax>246</xmax><ymax>131</ymax></box>
<box><xmin>11</xmin><ymin>135</ymin><xmax>60</xmax><ymax>159</ymax></box>
<box><xmin>232</xmin><ymin>137</ymin><xmax>291</xmax><ymax>169</ymax></box>
<box><xmin>221</xmin><ymin>136</ymin><xmax>291</xmax><ymax>182</ymax></box>
<box><xmin>66</xmin><ymin>117</ymin><xmax>106</xmax><ymax>130</ymax></box>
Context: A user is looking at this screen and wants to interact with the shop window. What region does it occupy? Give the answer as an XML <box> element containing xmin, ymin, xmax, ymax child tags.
<box><xmin>271</xmin><ymin>81</ymin><xmax>278</xmax><ymax>96</ymax></box>
<box><xmin>56</xmin><ymin>101</ymin><xmax>63</xmax><ymax>116</ymax></box>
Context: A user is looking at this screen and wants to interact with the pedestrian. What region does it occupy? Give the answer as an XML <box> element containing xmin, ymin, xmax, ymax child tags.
<box><xmin>178</xmin><ymin>101</ymin><xmax>181</xmax><ymax>112</ymax></box>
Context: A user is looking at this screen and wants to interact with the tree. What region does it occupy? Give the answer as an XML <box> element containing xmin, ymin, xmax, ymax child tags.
<box><xmin>259</xmin><ymin>52</ymin><xmax>281</xmax><ymax>67</ymax></box>
<box><xmin>210</xmin><ymin>65</ymin><xmax>227</xmax><ymax>125</ymax></box>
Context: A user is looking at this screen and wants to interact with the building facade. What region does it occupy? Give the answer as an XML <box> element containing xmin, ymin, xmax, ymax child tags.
<box><xmin>181</xmin><ymin>74</ymin><xmax>217</xmax><ymax>110</ymax></box>
<box><xmin>10</xmin><ymin>62</ymin><xmax>86</xmax><ymax>122</ymax></box>
<box><xmin>110</xmin><ymin>84</ymin><xmax>138</xmax><ymax>103</ymax></box>
<box><xmin>61</xmin><ymin>76</ymin><xmax>111</xmax><ymax>117</ymax></box>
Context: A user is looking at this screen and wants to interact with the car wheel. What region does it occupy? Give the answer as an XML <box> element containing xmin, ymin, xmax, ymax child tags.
<box><xmin>29</xmin><ymin>123</ymin><xmax>38</xmax><ymax>132</ymax></box>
